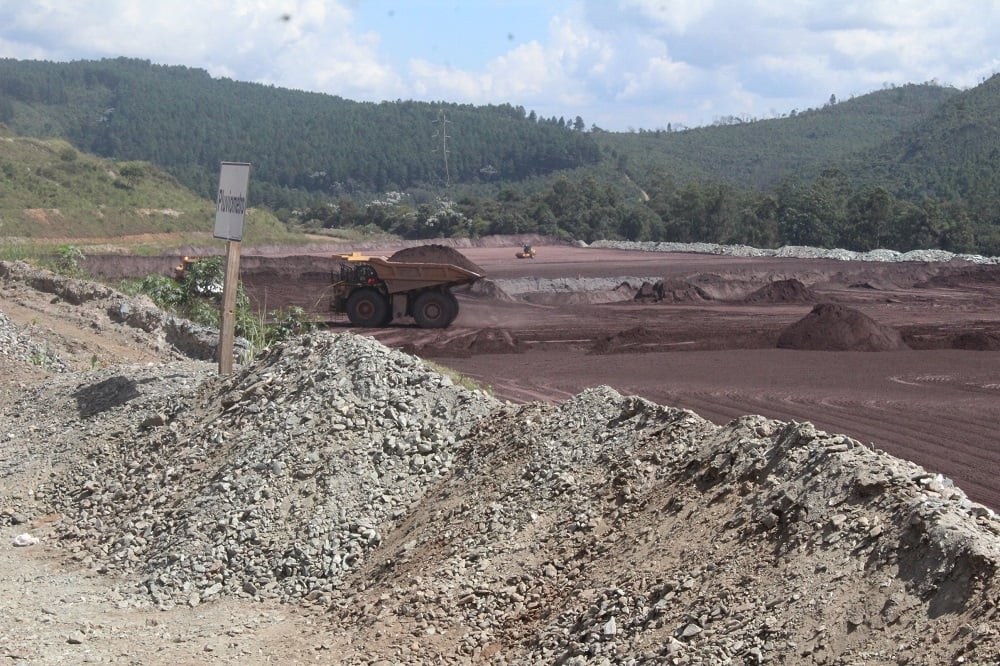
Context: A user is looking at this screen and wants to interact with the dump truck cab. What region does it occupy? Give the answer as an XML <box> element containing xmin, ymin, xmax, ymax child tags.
<box><xmin>331</xmin><ymin>253</ymin><xmax>482</xmax><ymax>328</ymax></box>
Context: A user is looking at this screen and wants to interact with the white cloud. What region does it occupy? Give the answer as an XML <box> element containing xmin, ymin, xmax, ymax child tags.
<box><xmin>617</xmin><ymin>0</ymin><xmax>716</xmax><ymax>33</ymax></box>
<box><xmin>0</xmin><ymin>0</ymin><xmax>999</xmax><ymax>130</ymax></box>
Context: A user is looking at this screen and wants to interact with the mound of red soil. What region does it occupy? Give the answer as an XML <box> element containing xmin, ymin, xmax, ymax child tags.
<box><xmin>641</xmin><ymin>278</ymin><xmax>711</xmax><ymax>303</ymax></box>
<box><xmin>743</xmin><ymin>278</ymin><xmax>817</xmax><ymax>304</ymax></box>
<box><xmin>634</xmin><ymin>281</ymin><xmax>661</xmax><ymax>301</ymax></box>
<box><xmin>468</xmin><ymin>278</ymin><xmax>515</xmax><ymax>301</ymax></box>
<box><xmin>389</xmin><ymin>245</ymin><xmax>484</xmax><ymax>275</ymax></box>
<box><xmin>777</xmin><ymin>303</ymin><xmax>910</xmax><ymax>351</ymax></box>
<box><xmin>591</xmin><ymin>325</ymin><xmax>662</xmax><ymax>353</ymax></box>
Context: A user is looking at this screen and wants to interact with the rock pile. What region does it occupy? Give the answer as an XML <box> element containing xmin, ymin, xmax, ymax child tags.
<box><xmin>0</xmin><ymin>310</ymin><xmax>72</xmax><ymax>372</ymax></box>
<box><xmin>0</xmin><ymin>260</ymin><xmax>228</xmax><ymax>362</ymax></box>
<box><xmin>4</xmin><ymin>333</ymin><xmax>496</xmax><ymax>608</ymax></box>
<box><xmin>592</xmin><ymin>240</ymin><xmax>1000</xmax><ymax>264</ymax></box>
<box><xmin>4</xmin><ymin>265</ymin><xmax>1000</xmax><ymax>663</ymax></box>
<box><xmin>330</xmin><ymin>392</ymin><xmax>1000</xmax><ymax>663</ymax></box>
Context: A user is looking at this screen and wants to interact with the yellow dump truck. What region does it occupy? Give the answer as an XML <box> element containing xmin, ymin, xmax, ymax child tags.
<box><xmin>331</xmin><ymin>253</ymin><xmax>483</xmax><ymax>328</ymax></box>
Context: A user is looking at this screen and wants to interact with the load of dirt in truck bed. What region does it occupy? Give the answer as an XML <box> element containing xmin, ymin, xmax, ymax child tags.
<box><xmin>742</xmin><ymin>278</ymin><xmax>818</xmax><ymax>304</ymax></box>
<box><xmin>777</xmin><ymin>302</ymin><xmax>910</xmax><ymax>351</ymax></box>
<box><xmin>389</xmin><ymin>244</ymin><xmax>484</xmax><ymax>275</ymax></box>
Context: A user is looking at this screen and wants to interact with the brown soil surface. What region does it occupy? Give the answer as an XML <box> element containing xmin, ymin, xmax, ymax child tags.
<box><xmin>58</xmin><ymin>243</ymin><xmax>1000</xmax><ymax>508</ymax></box>
<box><xmin>282</xmin><ymin>244</ymin><xmax>1000</xmax><ymax>510</ymax></box>
<box><xmin>4</xmin><ymin>241</ymin><xmax>1000</xmax><ymax>664</ymax></box>
<box><xmin>776</xmin><ymin>302</ymin><xmax>910</xmax><ymax>351</ymax></box>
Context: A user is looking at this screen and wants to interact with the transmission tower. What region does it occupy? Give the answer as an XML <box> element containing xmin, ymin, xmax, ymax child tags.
<box><xmin>432</xmin><ymin>110</ymin><xmax>451</xmax><ymax>186</ymax></box>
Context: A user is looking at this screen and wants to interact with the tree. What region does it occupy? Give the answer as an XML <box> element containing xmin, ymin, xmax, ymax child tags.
<box><xmin>117</xmin><ymin>162</ymin><xmax>146</xmax><ymax>188</ymax></box>
<box><xmin>846</xmin><ymin>186</ymin><xmax>893</xmax><ymax>250</ymax></box>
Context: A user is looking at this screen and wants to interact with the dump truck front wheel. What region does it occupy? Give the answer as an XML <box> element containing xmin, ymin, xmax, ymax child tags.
<box><xmin>346</xmin><ymin>288</ymin><xmax>390</xmax><ymax>327</ymax></box>
<box><xmin>413</xmin><ymin>291</ymin><xmax>456</xmax><ymax>328</ymax></box>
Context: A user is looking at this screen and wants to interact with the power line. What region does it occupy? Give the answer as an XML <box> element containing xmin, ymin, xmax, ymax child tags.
<box><xmin>432</xmin><ymin>110</ymin><xmax>451</xmax><ymax>187</ymax></box>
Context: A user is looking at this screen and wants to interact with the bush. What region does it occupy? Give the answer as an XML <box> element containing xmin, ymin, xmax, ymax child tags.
<box><xmin>54</xmin><ymin>244</ymin><xmax>85</xmax><ymax>276</ymax></box>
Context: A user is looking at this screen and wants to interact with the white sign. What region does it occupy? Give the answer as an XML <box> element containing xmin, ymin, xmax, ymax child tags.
<box><xmin>213</xmin><ymin>162</ymin><xmax>251</xmax><ymax>241</ymax></box>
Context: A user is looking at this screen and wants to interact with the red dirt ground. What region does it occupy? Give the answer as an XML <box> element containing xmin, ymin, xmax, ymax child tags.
<box><xmin>84</xmin><ymin>244</ymin><xmax>1000</xmax><ymax>509</ymax></box>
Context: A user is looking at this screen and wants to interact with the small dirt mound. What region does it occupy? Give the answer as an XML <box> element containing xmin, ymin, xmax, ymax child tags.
<box><xmin>591</xmin><ymin>325</ymin><xmax>662</xmax><ymax>353</ymax></box>
<box><xmin>413</xmin><ymin>328</ymin><xmax>523</xmax><ymax>357</ymax></box>
<box><xmin>389</xmin><ymin>244</ymin><xmax>484</xmax><ymax>275</ymax></box>
<box><xmin>634</xmin><ymin>281</ymin><xmax>662</xmax><ymax>302</ymax></box>
<box><xmin>469</xmin><ymin>278</ymin><xmax>515</xmax><ymax>301</ymax></box>
<box><xmin>466</xmin><ymin>327</ymin><xmax>522</xmax><ymax>354</ymax></box>
<box><xmin>777</xmin><ymin>303</ymin><xmax>910</xmax><ymax>351</ymax></box>
<box><xmin>952</xmin><ymin>331</ymin><xmax>1000</xmax><ymax>351</ymax></box>
<box><xmin>641</xmin><ymin>277</ymin><xmax>711</xmax><ymax>303</ymax></box>
<box><xmin>743</xmin><ymin>278</ymin><xmax>817</xmax><ymax>304</ymax></box>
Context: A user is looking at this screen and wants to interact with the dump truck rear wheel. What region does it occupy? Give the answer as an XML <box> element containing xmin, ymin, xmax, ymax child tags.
<box><xmin>413</xmin><ymin>291</ymin><xmax>455</xmax><ymax>328</ymax></box>
<box><xmin>346</xmin><ymin>288</ymin><xmax>389</xmax><ymax>327</ymax></box>
<box><xmin>445</xmin><ymin>292</ymin><xmax>459</xmax><ymax>326</ymax></box>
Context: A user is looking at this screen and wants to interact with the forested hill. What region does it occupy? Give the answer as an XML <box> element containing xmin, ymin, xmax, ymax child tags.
<box><xmin>0</xmin><ymin>57</ymin><xmax>600</xmax><ymax>206</ymax></box>
<box><xmin>595</xmin><ymin>83</ymin><xmax>959</xmax><ymax>191</ymax></box>
<box><xmin>849</xmin><ymin>73</ymin><xmax>1000</xmax><ymax>217</ymax></box>
<box><xmin>4</xmin><ymin>57</ymin><xmax>1000</xmax><ymax>255</ymax></box>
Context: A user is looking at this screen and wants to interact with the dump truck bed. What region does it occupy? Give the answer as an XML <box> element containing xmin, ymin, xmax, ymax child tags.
<box><xmin>339</xmin><ymin>254</ymin><xmax>483</xmax><ymax>294</ymax></box>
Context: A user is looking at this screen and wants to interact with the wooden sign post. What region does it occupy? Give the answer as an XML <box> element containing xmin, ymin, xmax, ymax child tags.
<box><xmin>213</xmin><ymin>162</ymin><xmax>251</xmax><ymax>375</ymax></box>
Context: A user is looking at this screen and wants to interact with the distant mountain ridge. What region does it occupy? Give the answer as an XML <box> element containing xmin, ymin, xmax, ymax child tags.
<box><xmin>0</xmin><ymin>57</ymin><xmax>601</xmax><ymax>207</ymax></box>
<box><xmin>0</xmin><ymin>57</ymin><xmax>979</xmax><ymax>203</ymax></box>
<box><xmin>595</xmin><ymin>82</ymin><xmax>961</xmax><ymax>191</ymax></box>
<box><xmin>2</xmin><ymin>57</ymin><xmax>1000</xmax><ymax>255</ymax></box>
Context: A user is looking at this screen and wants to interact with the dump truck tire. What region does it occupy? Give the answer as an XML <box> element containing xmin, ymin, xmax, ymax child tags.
<box><xmin>445</xmin><ymin>292</ymin><xmax>459</xmax><ymax>326</ymax></box>
<box><xmin>413</xmin><ymin>291</ymin><xmax>455</xmax><ymax>328</ymax></box>
<box><xmin>346</xmin><ymin>288</ymin><xmax>390</xmax><ymax>327</ymax></box>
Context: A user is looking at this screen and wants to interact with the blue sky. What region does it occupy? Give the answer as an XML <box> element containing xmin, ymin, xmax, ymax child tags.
<box><xmin>2</xmin><ymin>1</ymin><xmax>999</xmax><ymax>131</ymax></box>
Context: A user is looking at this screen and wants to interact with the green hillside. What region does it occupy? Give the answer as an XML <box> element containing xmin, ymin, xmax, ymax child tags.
<box><xmin>2</xmin><ymin>57</ymin><xmax>1000</xmax><ymax>254</ymax></box>
<box><xmin>595</xmin><ymin>83</ymin><xmax>959</xmax><ymax>192</ymax></box>
<box><xmin>0</xmin><ymin>57</ymin><xmax>601</xmax><ymax>210</ymax></box>
<box><xmin>0</xmin><ymin>124</ymin><xmax>291</xmax><ymax>247</ymax></box>
<box><xmin>850</xmin><ymin>74</ymin><xmax>1000</xmax><ymax>209</ymax></box>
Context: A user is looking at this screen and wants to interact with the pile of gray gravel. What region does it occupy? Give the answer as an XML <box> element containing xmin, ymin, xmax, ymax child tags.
<box><xmin>0</xmin><ymin>310</ymin><xmax>72</xmax><ymax>372</ymax></box>
<box><xmin>4</xmin><ymin>257</ymin><xmax>1000</xmax><ymax>663</ymax></box>
<box><xmin>2</xmin><ymin>329</ymin><xmax>999</xmax><ymax>663</ymax></box>
<box><xmin>590</xmin><ymin>240</ymin><xmax>1000</xmax><ymax>264</ymax></box>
